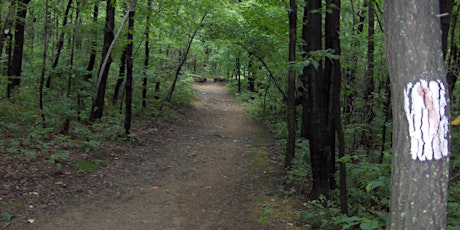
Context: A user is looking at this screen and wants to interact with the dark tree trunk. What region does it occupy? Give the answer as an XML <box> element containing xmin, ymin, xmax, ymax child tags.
<box><xmin>361</xmin><ymin>1</ymin><xmax>375</xmax><ymax>155</ymax></box>
<box><xmin>90</xmin><ymin>0</ymin><xmax>115</xmax><ymax>121</ymax></box>
<box><xmin>285</xmin><ymin>0</ymin><xmax>297</xmax><ymax>169</ymax></box>
<box><xmin>236</xmin><ymin>56</ymin><xmax>241</xmax><ymax>93</ymax></box>
<box><xmin>325</xmin><ymin>0</ymin><xmax>343</xmax><ymax>209</ymax></box>
<box><xmin>143</xmin><ymin>0</ymin><xmax>152</xmax><ymax>109</ymax></box>
<box><xmin>164</xmin><ymin>13</ymin><xmax>207</xmax><ymax>106</ymax></box>
<box><xmin>39</xmin><ymin>0</ymin><xmax>50</xmax><ymax>127</ymax></box>
<box><xmin>46</xmin><ymin>0</ymin><xmax>73</xmax><ymax>88</ymax></box>
<box><xmin>113</xmin><ymin>48</ymin><xmax>127</xmax><ymax>104</ymax></box>
<box><xmin>248</xmin><ymin>54</ymin><xmax>256</xmax><ymax>92</ymax></box>
<box><xmin>125</xmin><ymin>0</ymin><xmax>136</xmax><ymax>135</ymax></box>
<box><xmin>302</xmin><ymin>0</ymin><xmax>331</xmax><ymax>199</ymax></box>
<box><xmin>384</xmin><ymin>0</ymin><xmax>450</xmax><ymax>228</ymax></box>
<box><xmin>7</xmin><ymin>0</ymin><xmax>31</xmax><ymax>98</ymax></box>
<box><xmin>85</xmin><ymin>2</ymin><xmax>99</xmax><ymax>80</ymax></box>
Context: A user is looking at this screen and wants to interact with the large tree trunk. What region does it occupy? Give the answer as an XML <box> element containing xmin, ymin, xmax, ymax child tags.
<box><xmin>90</xmin><ymin>0</ymin><xmax>115</xmax><ymax>121</ymax></box>
<box><xmin>7</xmin><ymin>0</ymin><xmax>31</xmax><ymax>98</ymax></box>
<box><xmin>125</xmin><ymin>0</ymin><xmax>136</xmax><ymax>135</ymax></box>
<box><xmin>285</xmin><ymin>0</ymin><xmax>297</xmax><ymax>169</ymax></box>
<box><xmin>384</xmin><ymin>0</ymin><xmax>450</xmax><ymax>228</ymax></box>
<box><xmin>302</xmin><ymin>0</ymin><xmax>332</xmax><ymax>199</ymax></box>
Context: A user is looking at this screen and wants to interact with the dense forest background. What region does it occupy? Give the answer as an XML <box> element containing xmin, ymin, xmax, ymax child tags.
<box><xmin>0</xmin><ymin>0</ymin><xmax>459</xmax><ymax>228</ymax></box>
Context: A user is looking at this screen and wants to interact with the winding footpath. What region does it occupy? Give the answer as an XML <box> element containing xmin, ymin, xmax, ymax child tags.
<box><xmin>26</xmin><ymin>81</ymin><xmax>274</xmax><ymax>230</ymax></box>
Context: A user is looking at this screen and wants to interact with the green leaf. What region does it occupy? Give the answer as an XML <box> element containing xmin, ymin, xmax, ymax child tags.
<box><xmin>366</xmin><ymin>176</ymin><xmax>387</xmax><ymax>192</ymax></box>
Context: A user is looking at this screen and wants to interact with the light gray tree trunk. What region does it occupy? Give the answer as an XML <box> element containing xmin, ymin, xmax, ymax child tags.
<box><xmin>384</xmin><ymin>0</ymin><xmax>450</xmax><ymax>229</ymax></box>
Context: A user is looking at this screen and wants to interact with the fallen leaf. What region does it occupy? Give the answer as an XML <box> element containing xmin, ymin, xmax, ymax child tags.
<box><xmin>452</xmin><ymin>115</ymin><xmax>460</xmax><ymax>125</ymax></box>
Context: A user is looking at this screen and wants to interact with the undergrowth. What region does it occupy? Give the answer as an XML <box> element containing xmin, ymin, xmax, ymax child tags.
<box><xmin>0</xmin><ymin>74</ymin><xmax>196</xmax><ymax>171</ymax></box>
<box><xmin>231</xmin><ymin>80</ymin><xmax>460</xmax><ymax>229</ymax></box>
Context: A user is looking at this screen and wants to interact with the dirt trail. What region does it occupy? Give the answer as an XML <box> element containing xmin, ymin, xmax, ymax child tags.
<box><xmin>25</xmin><ymin>81</ymin><xmax>275</xmax><ymax>230</ymax></box>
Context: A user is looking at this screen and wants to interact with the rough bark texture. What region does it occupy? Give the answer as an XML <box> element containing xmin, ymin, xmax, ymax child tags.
<box><xmin>384</xmin><ymin>0</ymin><xmax>450</xmax><ymax>228</ymax></box>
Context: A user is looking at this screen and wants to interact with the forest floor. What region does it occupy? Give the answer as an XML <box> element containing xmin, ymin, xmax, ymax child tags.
<box><xmin>1</xmin><ymin>80</ymin><xmax>303</xmax><ymax>229</ymax></box>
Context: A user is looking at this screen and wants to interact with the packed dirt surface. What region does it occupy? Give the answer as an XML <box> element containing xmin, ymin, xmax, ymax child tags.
<box><xmin>2</xmin><ymin>81</ymin><xmax>294</xmax><ymax>229</ymax></box>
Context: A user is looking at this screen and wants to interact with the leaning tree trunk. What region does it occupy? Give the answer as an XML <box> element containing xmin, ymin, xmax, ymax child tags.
<box><xmin>384</xmin><ymin>0</ymin><xmax>450</xmax><ymax>229</ymax></box>
<box><xmin>90</xmin><ymin>0</ymin><xmax>115</xmax><ymax>121</ymax></box>
<box><xmin>7</xmin><ymin>0</ymin><xmax>31</xmax><ymax>98</ymax></box>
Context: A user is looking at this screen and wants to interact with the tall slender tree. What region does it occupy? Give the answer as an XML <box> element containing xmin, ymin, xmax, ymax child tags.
<box><xmin>285</xmin><ymin>0</ymin><xmax>297</xmax><ymax>169</ymax></box>
<box><xmin>125</xmin><ymin>0</ymin><xmax>136</xmax><ymax>134</ymax></box>
<box><xmin>7</xmin><ymin>0</ymin><xmax>31</xmax><ymax>98</ymax></box>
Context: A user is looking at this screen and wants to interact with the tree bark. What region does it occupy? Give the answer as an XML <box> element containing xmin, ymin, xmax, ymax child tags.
<box><xmin>85</xmin><ymin>2</ymin><xmax>99</xmax><ymax>80</ymax></box>
<box><xmin>143</xmin><ymin>0</ymin><xmax>152</xmax><ymax>109</ymax></box>
<box><xmin>46</xmin><ymin>0</ymin><xmax>73</xmax><ymax>88</ymax></box>
<box><xmin>113</xmin><ymin>47</ymin><xmax>127</xmax><ymax>104</ymax></box>
<box><xmin>384</xmin><ymin>0</ymin><xmax>450</xmax><ymax>228</ymax></box>
<box><xmin>163</xmin><ymin>13</ymin><xmax>207</xmax><ymax>106</ymax></box>
<box><xmin>302</xmin><ymin>0</ymin><xmax>331</xmax><ymax>199</ymax></box>
<box><xmin>125</xmin><ymin>0</ymin><xmax>136</xmax><ymax>135</ymax></box>
<box><xmin>325</xmin><ymin>0</ymin><xmax>344</xmax><ymax>209</ymax></box>
<box><xmin>361</xmin><ymin>1</ymin><xmax>375</xmax><ymax>155</ymax></box>
<box><xmin>90</xmin><ymin>0</ymin><xmax>115</xmax><ymax>121</ymax></box>
<box><xmin>7</xmin><ymin>0</ymin><xmax>31</xmax><ymax>98</ymax></box>
<box><xmin>285</xmin><ymin>0</ymin><xmax>297</xmax><ymax>169</ymax></box>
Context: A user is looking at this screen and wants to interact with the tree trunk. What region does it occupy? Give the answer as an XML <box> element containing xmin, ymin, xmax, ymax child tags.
<box><xmin>125</xmin><ymin>0</ymin><xmax>136</xmax><ymax>135</ymax></box>
<box><xmin>285</xmin><ymin>0</ymin><xmax>297</xmax><ymax>169</ymax></box>
<box><xmin>164</xmin><ymin>13</ymin><xmax>207</xmax><ymax>106</ymax></box>
<box><xmin>143</xmin><ymin>0</ymin><xmax>152</xmax><ymax>109</ymax></box>
<box><xmin>0</xmin><ymin>0</ymin><xmax>14</xmax><ymax>63</ymax></box>
<box><xmin>113</xmin><ymin>47</ymin><xmax>127</xmax><ymax>104</ymax></box>
<box><xmin>46</xmin><ymin>0</ymin><xmax>73</xmax><ymax>88</ymax></box>
<box><xmin>361</xmin><ymin>1</ymin><xmax>375</xmax><ymax>155</ymax></box>
<box><xmin>39</xmin><ymin>0</ymin><xmax>50</xmax><ymax>127</ymax></box>
<box><xmin>85</xmin><ymin>2</ymin><xmax>99</xmax><ymax>80</ymax></box>
<box><xmin>302</xmin><ymin>0</ymin><xmax>331</xmax><ymax>199</ymax></box>
<box><xmin>7</xmin><ymin>0</ymin><xmax>31</xmax><ymax>98</ymax></box>
<box><xmin>384</xmin><ymin>0</ymin><xmax>450</xmax><ymax>228</ymax></box>
<box><xmin>90</xmin><ymin>0</ymin><xmax>115</xmax><ymax>121</ymax></box>
<box><xmin>325</xmin><ymin>0</ymin><xmax>343</xmax><ymax>206</ymax></box>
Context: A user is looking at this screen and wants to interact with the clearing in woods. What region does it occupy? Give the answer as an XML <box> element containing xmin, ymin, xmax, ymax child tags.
<box><xmin>8</xmin><ymin>80</ymin><xmax>295</xmax><ymax>229</ymax></box>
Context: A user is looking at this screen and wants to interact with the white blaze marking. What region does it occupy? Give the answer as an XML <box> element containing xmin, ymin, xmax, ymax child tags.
<box><xmin>404</xmin><ymin>79</ymin><xmax>449</xmax><ymax>161</ymax></box>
